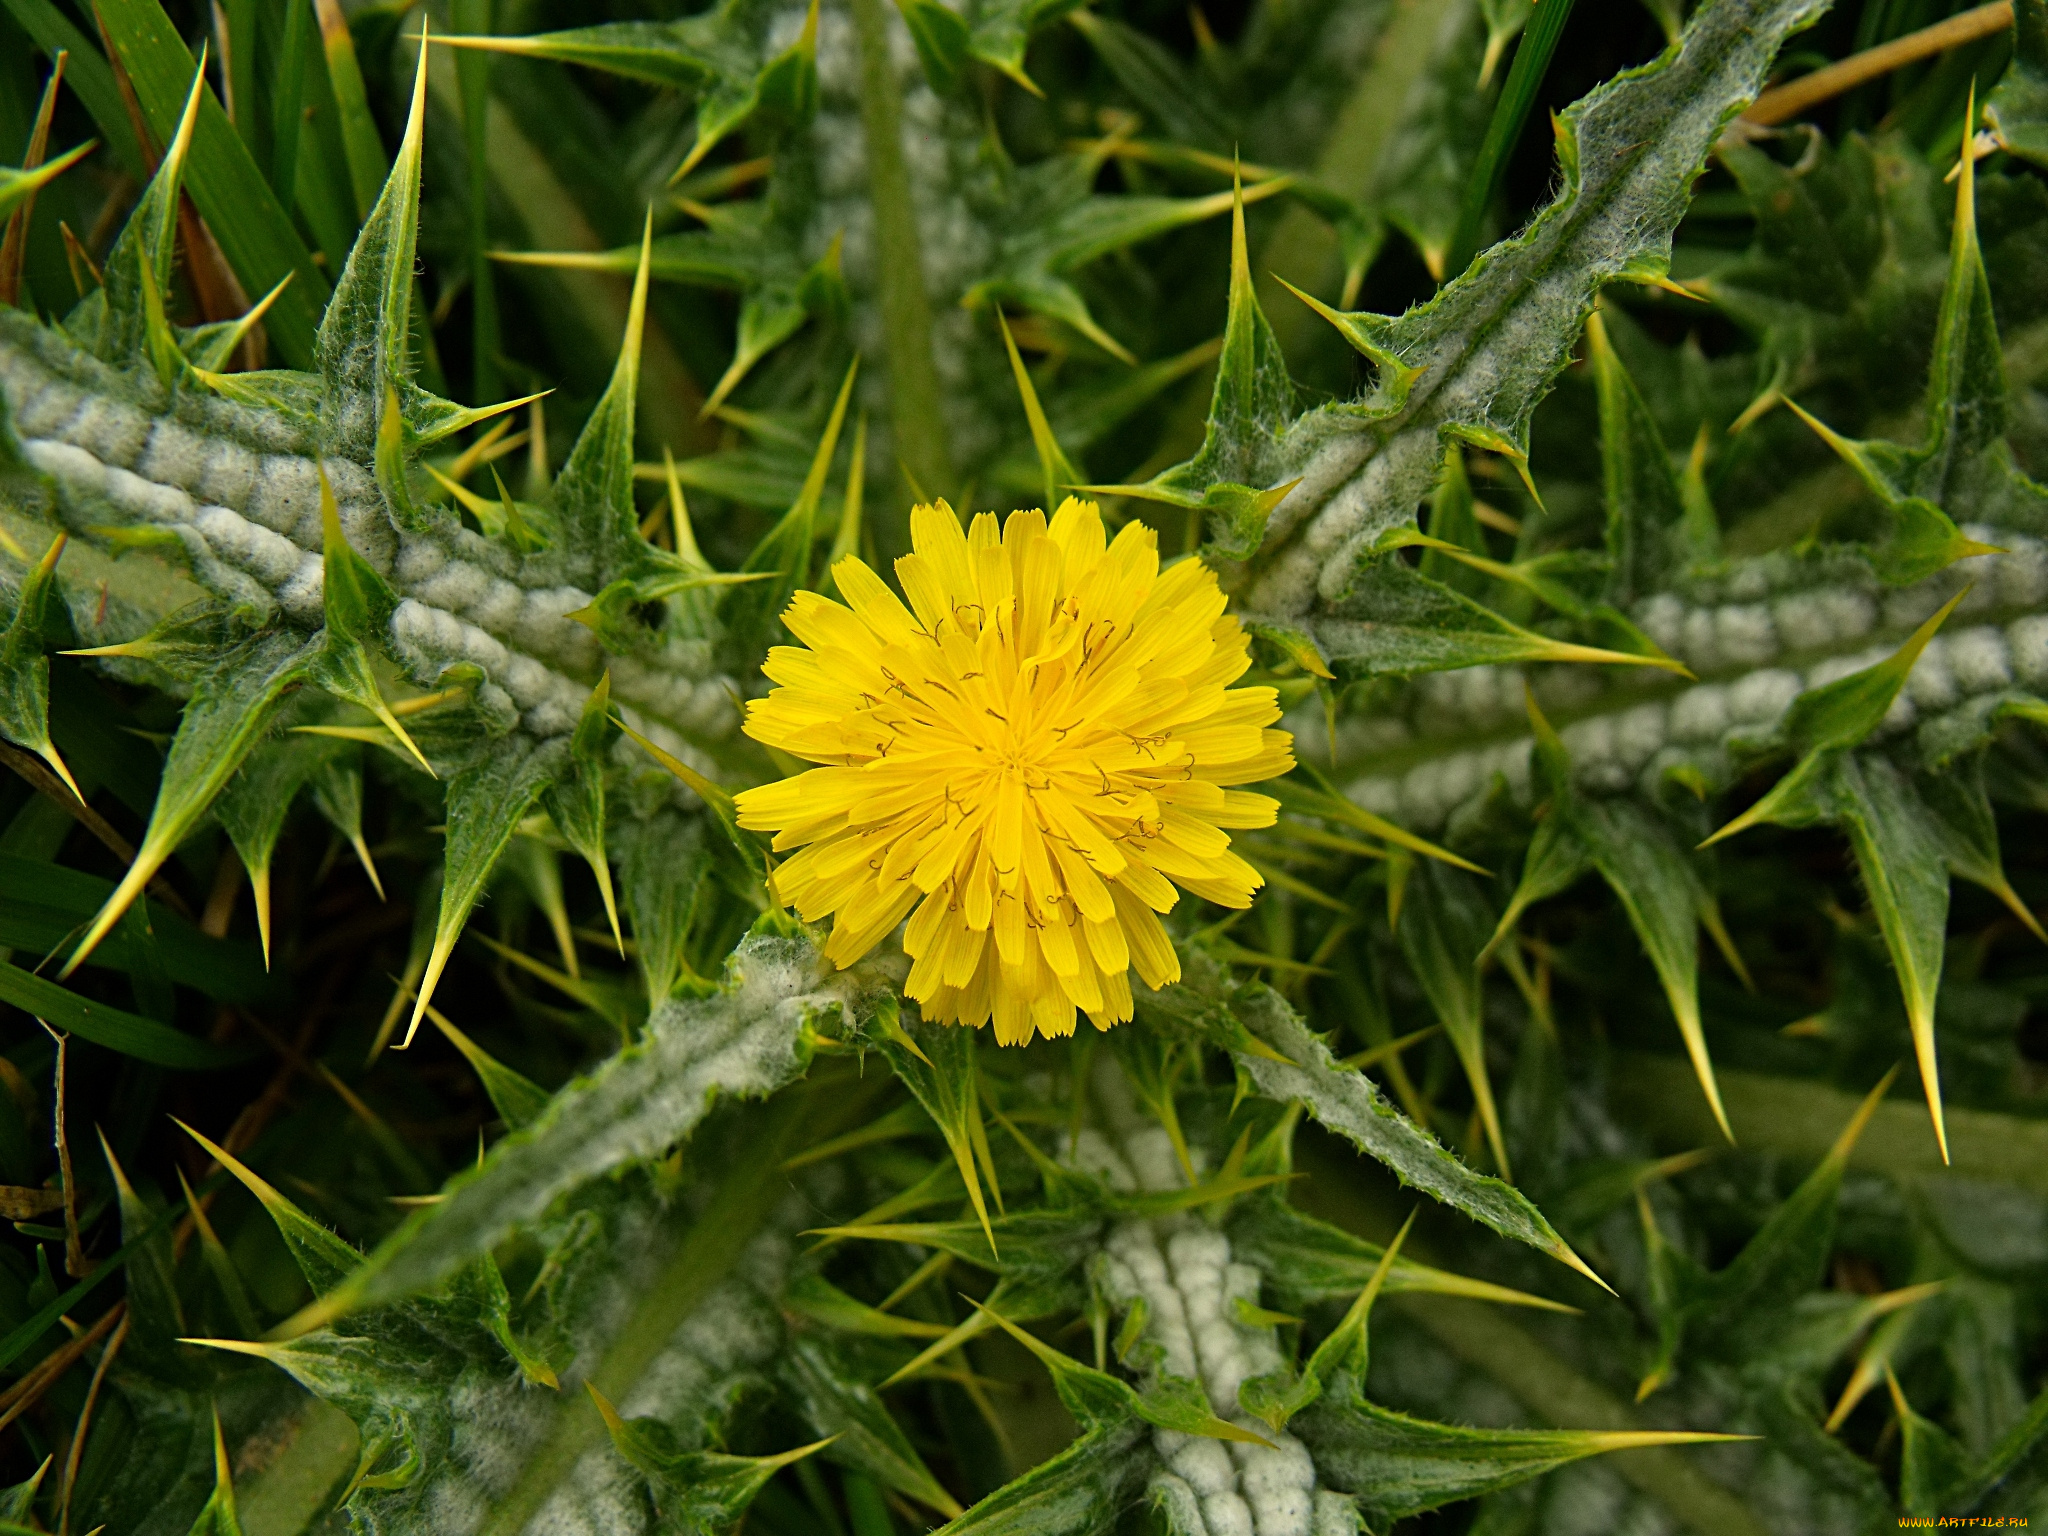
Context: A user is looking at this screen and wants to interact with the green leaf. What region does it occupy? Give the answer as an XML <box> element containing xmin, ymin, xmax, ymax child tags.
<box><xmin>895</xmin><ymin>0</ymin><xmax>973</xmax><ymax>92</ymax></box>
<box><xmin>176</xmin><ymin>1118</ymin><xmax>363</xmax><ymax>1295</ymax></box>
<box><xmin>101</xmin><ymin>1136</ymin><xmax>182</xmax><ymax>1372</ymax></box>
<box><xmin>216</xmin><ymin>727</ymin><xmax>353</xmax><ymax>965</ymax></box>
<box><xmin>1703</xmin><ymin>586</ymin><xmax>1969</xmax><ymax>849</ymax></box>
<box><xmin>930</xmin><ymin>1419</ymin><xmax>1150</xmax><ymax>1535</ymax></box>
<box><xmin>1686</xmin><ymin>1071</ymin><xmax>1894</xmax><ymax>1356</ymax></box>
<box><xmin>541</xmin><ymin>673</ymin><xmax>624</xmax><ymax>953</ymax></box>
<box><xmin>589</xmin><ymin>1381</ymin><xmax>828</xmax><ymax>1529</ymax></box>
<box><xmin>312</xmin><ymin>0</ymin><xmax>387</xmax><ymax>220</ymax></box>
<box><xmin>181</xmin><ymin>1414</ymin><xmax>246</xmax><ymax>1536</ymax></box>
<box><xmin>0</xmin><ymin>1456</ymin><xmax>49</xmax><ymax>1522</ymax></box>
<box><xmin>549</xmin><ymin>216</ymin><xmax>656</xmax><ymax>585</ymax></box>
<box><xmin>404</xmin><ymin>735</ymin><xmax>568</xmax><ymax>1045</ymax></box>
<box><xmin>307</xmin><ymin>929</ymin><xmax>881</xmax><ymax>1321</ymax></box>
<box><xmin>719</xmin><ymin>357</ymin><xmax>858</xmax><ymax>668</ymax></box>
<box><xmin>1074</xmin><ymin>180</ymin><xmax>1299</xmax><ymax>561</ymax></box>
<box><xmin>1399</xmin><ymin>860</ymin><xmax>1510</xmax><ymax>1177</ymax></box>
<box><xmin>1889</xmin><ymin>1370</ymin><xmax>1971</xmax><ymax>1517</ymax></box>
<box><xmin>1448</xmin><ymin>0</ymin><xmax>1576</xmax><ymax>273</ymax></box>
<box><xmin>90</xmin><ymin>0</ymin><xmax>329</xmax><ymax>365</ymax></box>
<box><xmin>0</xmin><ymin>957</ymin><xmax>243</xmax><ymax>1068</ymax></box>
<box><xmin>0</xmin><ymin>0</ymin><xmax>148</xmax><ymax>176</ymax></box>
<box><xmin>0</xmin><ymin>140</ymin><xmax>91</xmax><ymax>222</ymax></box>
<box><xmin>875</xmin><ymin>1008</ymin><xmax>1002</xmax><ymax>1258</ymax></box>
<box><xmin>1176</xmin><ymin>0</ymin><xmax>1831</xmax><ymax>635</ymax></box>
<box><xmin>1221</xmin><ymin>970</ymin><xmax>1607</xmax><ymax>1291</ymax></box>
<box><xmin>1507</xmin><ymin>698</ymin><xmax>1732</xmax><ymax>1138</ymax></box>
<box><xmin>1297</xmin><ymin>1384</ymin><xmax>1739</xmax><ymax>1525</ymax></box>
<box><xmin>1241</xmin><ymin>1211</ymin><xmax>1414</xmax><ymax>1432</ymax></box>
<box><xmin>1831</xmin><ymin>756</ymin><xmax>1956</xmax><ymax>1163</ymax></box>
<box><xmin>1065</xmin><ymin>10</ymin><xmax>1229</xmax><ymax>150</ymax></box>
<box><xmin>425</xmin><ymin>1008</ymin><xmax>551</xmax><ymax>1131</ymax></box>
<box><xmin>1778</xmin><ymin>134</ymin><xmax>2031</xmax><ymax>582</ymax></box>
<box><xmin>1588</xmin><ymin>307</ymin><xmax>1695</xmax><ymax>604</ymax></box>
<box><xmin>0</xmin><ymin>531</ymin><xmax>79</xmax><ymax>799</ymax></box>
<box><xmin>308</xmin><ymin>465</ymin><xmax>431</xmax><ymax>776</ymax></box>
<box><xmin>1988</xmin><ymin>0</ymin><xmax>2048</xmax><ymax>167</ymax></box>
<box><xmin>616</xmin><ymin>807</ymin><xmax>715</xmax><ymax>1002</ymax></box>
<box><xmin>1306</xmin><ymin>558</ymin><xmax>1690</xmax><ymax>682</ymax></box>
<box><xmin>0</xmin><ymin>854</ymin><xmax>268</xmax><ymax>1002</ymax></box>
<box><xmin>1226</xmin><ymin>1195</ymin><xmax>1575</xmax><ymax>1316</ymax></box>
<box><xmin>777</xmin><ymin>1336</ymin><xmax>964</xmax><ymax>1519</ymax></box>
<box><xmin>81</xmin><ymin>54</ymin><xmax>200</xmax><ymax>372</ymax></box>
<box><xmin>63</xmin><ymin>628</ymin><xmax>323</xmax><ymax>978</ymax></box>
<box><xmin>446</xmin><ymin>0</ymin><xmax>820</xmax><ymax>179</ymax></box>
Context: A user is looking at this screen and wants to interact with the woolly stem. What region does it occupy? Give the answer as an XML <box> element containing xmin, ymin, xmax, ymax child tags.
<box><xmin>477</xmin><ymin>1095</ymin><xmax>802</xmax><ymax>1536</ymax></box>
<box><xmin>848</xmin><ymin>0</ymin><xmax>955</xmax><ymax>524</ymax></box>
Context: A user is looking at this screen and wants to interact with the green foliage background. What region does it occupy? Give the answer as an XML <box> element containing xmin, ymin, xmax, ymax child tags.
<box><xmin>0</xmin><ymin>0</ymin><xmax>2045</xmax><ymax>1531</ymax></box>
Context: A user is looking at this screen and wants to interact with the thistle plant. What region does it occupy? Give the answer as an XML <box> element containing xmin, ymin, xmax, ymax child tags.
<box><xmin>0</xmin><ymin>0</ymin><xmax>2045</xmax><ymax>1533</ymax></box>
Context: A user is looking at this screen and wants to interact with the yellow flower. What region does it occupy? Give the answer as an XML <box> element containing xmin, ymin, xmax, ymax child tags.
<box><xmin>733</xmin><ymin>499</ymin><xmax>1294</xmax><ymax>1044</ymax></box>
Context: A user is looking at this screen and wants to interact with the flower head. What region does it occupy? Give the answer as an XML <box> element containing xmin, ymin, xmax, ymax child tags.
<box><xmin>734</xmin><ymin>499</ymin><xmax>1293</xmax><ymax>1044</ymax></box>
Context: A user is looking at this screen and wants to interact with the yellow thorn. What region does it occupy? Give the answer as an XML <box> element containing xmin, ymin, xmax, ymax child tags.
<box><xmin>399</xmin><ymin>930</ymin><xmax>459</xmax><ymax>1051</ymax></box>
<box><xmin>1830</xmin><ymin>1064</ymin><xmax>1902</xmax><ymax>1170</ymax></box>
<box><xmin>350</xmin><ymin>834</ymin><xmax>386</xmax><ymax>901</ymax></box>
<box><xmin>34</xmin><ymin>741</ymin><xmax>84</xmax><ymax>805</ymax></box>
<box><xmin>249</xmin><ymin>862</ymin><xmax>273</xmax><ymax>971</ymax></box>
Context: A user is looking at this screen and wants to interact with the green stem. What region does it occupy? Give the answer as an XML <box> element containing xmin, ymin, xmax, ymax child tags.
<box><xmin>1610</xmin><ymin>1054</ymin><xmax>2048</xmax><ymax>1194</ymax></box>
<box><xmin>452</xmin><ymin>0</ymin><xmax>501</xmax><ymax>405</ymax></box>
<box><xmin>1258</xmin><ymin>0</ymin><xmax>1461</xmax><ymax>354</ymax></box>
<box><xmin>848</xmin><ymin>0</ymin><xmax>954</xmax><ymax>526</ymax></box>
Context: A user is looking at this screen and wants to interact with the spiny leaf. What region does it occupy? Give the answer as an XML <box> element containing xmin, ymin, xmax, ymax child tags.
<box><xmin>180</xmin><ymin>1412</ymin><xmax>245</xmax><ymax>1536</ymax></box>
<box><xmin>0</xmin><ymin>140</ymin><xmax>93</xmax><ymax>223</ymax></box>
<box><xmin>777</xmin><ymin>1335</ymin><xmax>964</xmax><ymax>1518</ymax></box>
<box><xmin>0</xmin><ymin>531</ymin><xmax>81</xmax><ymax>801</ymax></box>
<box><xmin>1400</xmin><ymin>860</ymin><xmax>1510</xmax><ymax>1178</ymax></box>
<box><xmin>424</xmin><ymin>1006</ymin><xmax>551</xmax><ymax>1131</ymax></box>
<box><xmin>720</xmin><ymin>355</ymin><xmax>859</xmax><ymax>665</ymax></box>
<box><xmin>1516</xmin><ymin>694</ymin><xmax>1731</xmax><ymax>1140</ymax></box>
<box><xmin>1297</xmin><ymin>1390</ymin><xmax>1748</xmax><ymax>1525</ymax></box>
<box><xmin>1077</xmin><ymin>174</ymin><xmax>1299</xmax><ymax>563</ymax></box>
<box><xmin>174</xmin><ymin>1118</ymin><xmax>363</xmax><ymax>1296</ymax></box>
<box><xmin>87</xmin><ymin>46</ymin><xmax>202</xmax><ymax>370</ymax></box>
<box><xmin>91</xmin><ymin>0</ymin><xmax>329</xmax><ymax>363</ymax></box>
<box><xmin>441</xmin><ymin>0</ymin><xmax>822</xmax><ymax>180</ymax></box>
<box><xmin>309</xmin><ymin>466</ymin><xmax>432</xmax><ymax>776</ymax></box>
<box><xmin>1241</xmin><ymin>1210</ymin><xmax>1415</xmax><ymax>1432</ymax></box>
<box><xmin>295</xmin><ymin>929</ymin><xmax>874</xmax><ymax>1325</ymax></box>
<box><xmin>1588</xmin><ymin>307</ymin><xmax>1700</xmax><ymax>604</ymax></box>
<box><xmin>874</xmin><ymin>1008</ymin><xmax>1001</xmax><ymax>1257</ymax></box>
<box><xmin>1777</xmin><ymin>117</ymin><xmax>2027</xmax><ymax>583</ymax></box>
<box><xmin>1171</xmin><ymin>0</ymin><xmax>1833</xmax><ymax>649</ymax></box>
<box><xmin>550</xmin><ymin>211</ymin><xmax>656</xmax><ymax>580</ymax></box>
<box><xmin>1218</xmin><ymin>971</ymin><xmax>1608</xmax><ymax>1292</ymax></box>
<box><xmin>1988</xmin><ymin>0</ymin><xmax>2048</xmax><ymax>166</ymax></box>
<box><xmin>998</xmin><ymin>311</ymin><xmax>1080</xmax><ymax>515</ymax></box>
<box><xmin>1702</xmin><ymin>586</ymin><xmax>1971</xmax><ymax>850</ymax></box>
<box><xmin>63</xmin><ymin>629</ymin><xmax>321</xmax><ymax>978</ymax></box>
<box><xmin>541</xmin><ymin>673</ymin><xmax>623</xmax><ymax>953</ymax></box>
<box><xmin>403</xmin><ymin>736</ymin><xmax>568</xmax><ymax>1047</ymax></box>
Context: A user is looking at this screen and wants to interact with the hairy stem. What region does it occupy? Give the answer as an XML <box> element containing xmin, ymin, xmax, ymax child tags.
<box><xmin>848</xmin><ymin>0</ymin><xmax>955</xmax><ymax>524</ymax></box>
